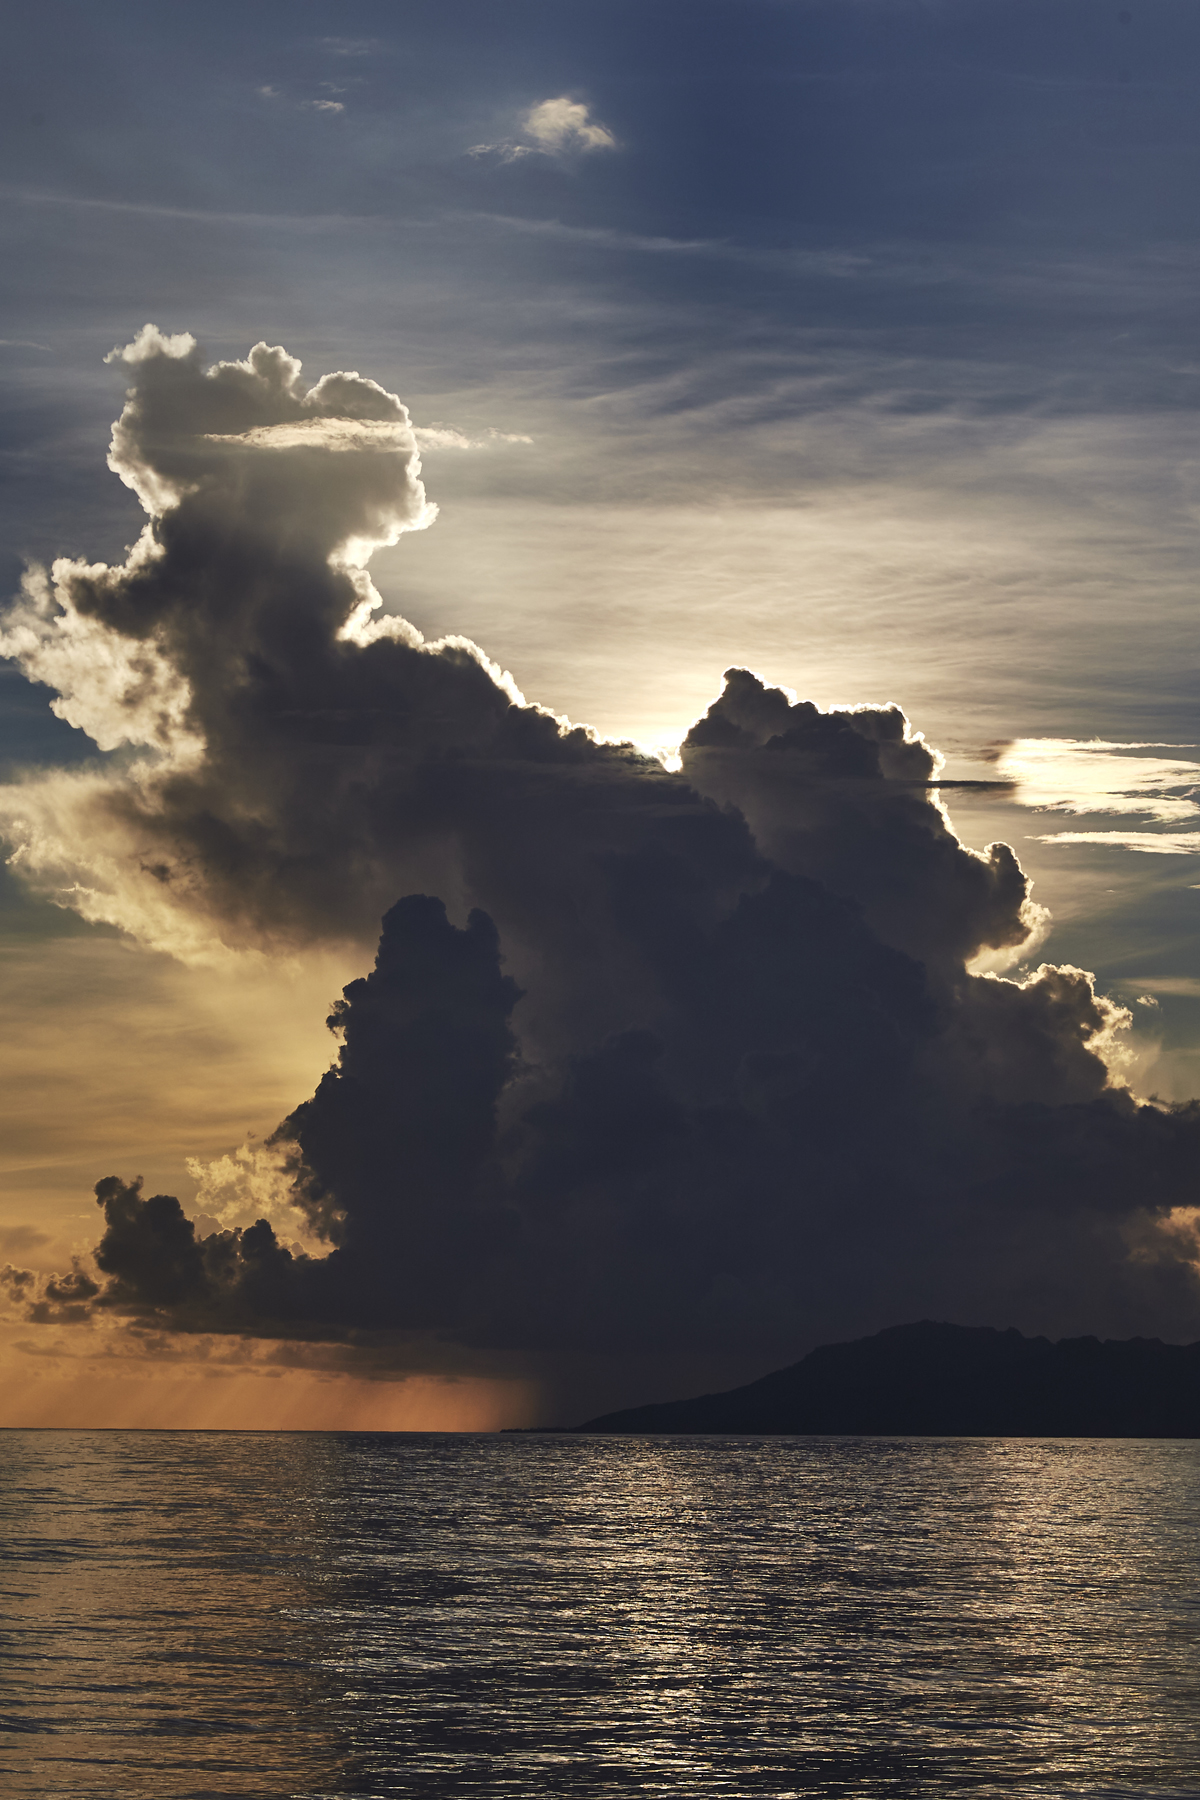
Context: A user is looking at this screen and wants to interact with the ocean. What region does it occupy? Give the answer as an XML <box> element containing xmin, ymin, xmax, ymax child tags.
<box><xmin>2</xmin><ymin>1431</ymin><xmax>1199</xmax><ymax>1798</ymax></box>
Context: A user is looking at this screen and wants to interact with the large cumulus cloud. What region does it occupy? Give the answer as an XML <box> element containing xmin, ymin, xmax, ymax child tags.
<box><xmin>4</xmin><ymin>329</ymin><xmax>1200</xmax><ymax>1374</ymax></box>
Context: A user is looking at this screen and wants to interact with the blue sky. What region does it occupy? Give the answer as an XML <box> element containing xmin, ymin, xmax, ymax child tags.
<box><xmin>4</xmin><ymin>1</ymin><xmax>1200</xmax><ymax>1423</ymax></box>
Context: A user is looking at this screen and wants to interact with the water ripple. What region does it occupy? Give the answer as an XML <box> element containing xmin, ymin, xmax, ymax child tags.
<box><xmin>1</xmin><ymin>1433</ymin><xmax>1198</xmax><ymax>1796</ymax></box>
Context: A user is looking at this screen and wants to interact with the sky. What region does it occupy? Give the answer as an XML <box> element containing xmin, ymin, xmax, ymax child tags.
<box><xmin>4</xmin><ymin>0</ymin><xmax>1200</xmax><ymax>1428</ymax></box>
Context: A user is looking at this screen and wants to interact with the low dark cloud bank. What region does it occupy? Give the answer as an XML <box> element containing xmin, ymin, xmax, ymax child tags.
<box><xmin>5</xmin><ymin>330</ymin><xmax>1200</xmax><ymax>1382</ymax></box>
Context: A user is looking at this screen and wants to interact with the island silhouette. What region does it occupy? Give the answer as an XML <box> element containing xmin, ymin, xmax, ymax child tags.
<box><xmin>551</xmin><ymin>1322</ymin><xmax>1200</xmax><ymax>1436</ymax></box>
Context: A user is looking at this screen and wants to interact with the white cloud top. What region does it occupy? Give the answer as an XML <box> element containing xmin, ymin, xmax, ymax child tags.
<box><xmin>522</xmin><ymin>97</ymin><xmax>616</xmax><ymax>154</ymax></box>
<box><xmin>469</xmin><ymin>95</ymin><xmax>617</xmax><ymax>163</ymax></box>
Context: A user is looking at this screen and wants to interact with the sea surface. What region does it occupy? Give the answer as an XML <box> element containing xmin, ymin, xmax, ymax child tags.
<box><xmin>2</xmin><ymin>1433</ymin><xmax>1199</xmax><ymax>1799</ymax></box>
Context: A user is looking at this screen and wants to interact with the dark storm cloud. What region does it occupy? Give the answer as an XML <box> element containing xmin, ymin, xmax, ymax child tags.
<box><xmin>5</xmin><ymin>1258</ymin><xmax>101</xmax><ymax>1326</ymax></box>
<box><xmin>680</xmin><ymin>670</ymin><xmax>1036</xmax><ymax>970</ymax></box>
<box><xmin>6</xmin><ymin>329</ymin><xmax>1200</xmax><ymax>1365</ymax></box>
<box><xmin>81</xmin><ymin>876</ymin><xmax>1200</xmax><ymax>1359</ymax></box>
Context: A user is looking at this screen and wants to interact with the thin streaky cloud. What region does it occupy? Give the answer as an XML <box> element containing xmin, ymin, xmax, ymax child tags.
<box><xmin>461</xmin><ymin>212</ymin><xmax>872</xmax><ymax>276</ymax></box>
<box><xmin>455</xmin><ymin>211</ymin><xmax>724</xmax><ymax>254</ymax></box>
<box><xmin>1033</xmin><ymin>832</ymin><xmax>1200</xmax><ymax>854</ymax></box>
<box><xmin>999</xmin><ymin>740</ymin><xmax>1200</xmax><ymax>826</ymax></box>
<box><xmin>0</xmin><ymin>187</ymin><xmax>405</xmax><ymax>230</ymax></box>
<box><xmin>1128</xmin><ymin>979</ymin><xmax>1200</xmax><ymax>998</ymax></box>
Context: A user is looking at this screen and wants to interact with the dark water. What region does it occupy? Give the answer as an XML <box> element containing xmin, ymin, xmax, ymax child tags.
<box><xmin>2</xmin><ymin>1434</ymin><xmax>1199</xmax><ymax>1798</ymax></box>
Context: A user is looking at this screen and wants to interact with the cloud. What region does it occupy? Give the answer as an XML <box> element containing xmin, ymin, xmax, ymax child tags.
<box><xmin>258</xmin><ymin>84</ymin><xmax>349</xmax><ymax>115</ymax></box>
<box><xmin>1034</xmin><ymin>831</ymin><xmax>1200</xmax><ymax>854</ymax></box>
<box><xmin>522</xmin><ymin>98</ymin><xmax>616</xmax><ymax>155</ymax></box>
<box><xmin>4</xmin><ymin>329</ymin><xmax>1200</xmax><ymax>1378</ymax></box>
<box><xmin>0</xmin><ymin>326</ymin><xmax>443</xmax><ymax>958</ymax></box>
<box><xmin>0</xmin><ymin>1226</ymin><xmax>49</xmax><ymax>1258</ymax></box>
<box><xmin>185</xmin><ymin>1142</ymin><xmax>331</xmax><ymax>1254</ymax></box>
<box><xmin>1</xmin><ymin>1264</ymin><xmax>37</xmax><ymax>1300</ymax></box>
<box><xmin>469</xmin><ymin>96</ymin><xmax>617</xmax><ymax>164</ymax></box>
<box><xmin>45</xmin><ymin>896</ymin><xmax>1199</xmax><ymax>1363</ymax></box>
<box><xmin>998</xmin><ymin>739</ymin><xmax>1200</xmax><ymax>824</ymax></box>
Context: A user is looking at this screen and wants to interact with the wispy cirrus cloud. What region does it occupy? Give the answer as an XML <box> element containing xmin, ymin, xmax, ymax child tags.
<box><xmin>1034</xmin><ymin>831</ymin><xmax>1200</xmax><ymax>854</ymax></box>
<box><xmin>996</xmin><ymin>739</ymin><xmax>1200</xmax><ymax>825</ymax></box>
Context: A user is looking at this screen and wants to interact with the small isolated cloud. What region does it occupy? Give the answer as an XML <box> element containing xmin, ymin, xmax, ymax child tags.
<box><xmin>469</xmin><ymin>95</ymin><xmax>617</xmax><ymax>164</ymax></box>
<box><xmin>1136</xmin><ymin>994</ymin><xmax>1161</xmax><ymax>1008</ymax></box>
<box><xmin>259</xmin><ymin>83</ymin><xmax>348</xmax><ymax>114</ymax></box>
<box><xmin>523</xmin><ymin>97</ymin><xmax>616</xmax><ymax>153</ymax></box>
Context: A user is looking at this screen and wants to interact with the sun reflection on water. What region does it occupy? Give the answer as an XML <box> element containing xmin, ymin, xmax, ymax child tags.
<box><xmin>3</xmin><ymin>1432</ymin><xmax>1199</xmax><ymax>1797</ymax></box>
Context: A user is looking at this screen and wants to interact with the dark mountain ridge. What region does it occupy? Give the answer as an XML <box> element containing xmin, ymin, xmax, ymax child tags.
<box><xmin>573</xmin><ymin>1322</ymin><xmax>1200</xmax><ymax>1436</ymax></box>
